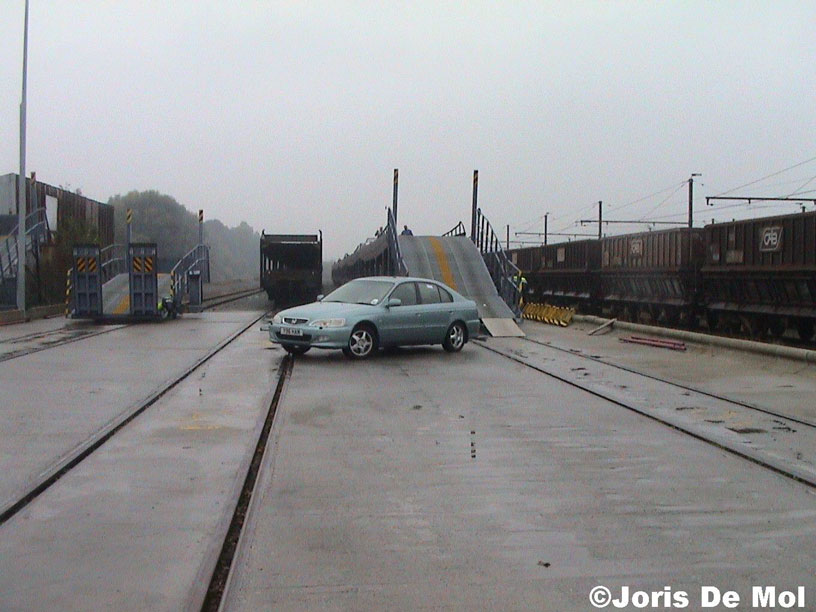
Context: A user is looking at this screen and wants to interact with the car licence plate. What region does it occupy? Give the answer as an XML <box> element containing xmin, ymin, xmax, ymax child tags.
<box><xmin>280</xmin><ymin>327</ymin><xmax>303</xmax><ymax>336</ymax></box>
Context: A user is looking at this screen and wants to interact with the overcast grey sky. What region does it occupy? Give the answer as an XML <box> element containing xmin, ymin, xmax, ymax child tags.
<box><xmin>2</xmin><ymin>1</ymin><xmax>815</xmax><ymax>258</ymax></box>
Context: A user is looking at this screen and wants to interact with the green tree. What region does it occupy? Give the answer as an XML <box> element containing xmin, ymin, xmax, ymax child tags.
<box><xmin>107</xmin><ymin>190</ymin><xmax>259</xmax><ymax>282</ymax></box>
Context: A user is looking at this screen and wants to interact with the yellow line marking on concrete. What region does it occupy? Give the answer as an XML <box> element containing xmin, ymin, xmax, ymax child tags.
<box><xmin>112</xmin><ymin>294</ymin><xmax>130</xmax><ymax>315</ymax></box>
<box><xmin>428</xmin><ymin>237</ymin><xmax>458</xmax><ymax>290</ymax></box>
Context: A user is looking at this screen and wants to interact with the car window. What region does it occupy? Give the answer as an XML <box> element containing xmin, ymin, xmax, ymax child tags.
<box><xmin>417</xmin><ymin>282</ymin><xmax>441</xmax><ymax>304</ymax></box>
<box><xmin>438</xmin><ymin>286</ymin><xmax>453</xmax><ymax>303</ymax></box>
<box><xmin>322</xmin><ymin>279</ymin><xmax>394</xmax><ymax>305</ymax></box>
<box><xmin>390</xmin><ymin>282</ymin><xmax>418</xmax><ymax>306</ymax></box>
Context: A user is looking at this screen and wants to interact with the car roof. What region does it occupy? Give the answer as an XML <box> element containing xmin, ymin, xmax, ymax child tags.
<box><xmin>353</xmin><ymin>276</ymin><xmax>445</xmax><ymax>283</ymax></box>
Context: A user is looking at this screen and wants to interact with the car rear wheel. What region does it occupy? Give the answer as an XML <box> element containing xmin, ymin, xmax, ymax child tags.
<box><xmin>282</xmin><ymin>344</ymin><xmax>310</xmax><ymax>355</ymax></box>
<box><xmin>443</xmin><ymin>321</ymin><xmax>466</xmax><ymax>352</ymax></box>
<box><xmin>345</xmin><ymin>324</ymin><xmax>378</xmax><ymax>359</ymax></box>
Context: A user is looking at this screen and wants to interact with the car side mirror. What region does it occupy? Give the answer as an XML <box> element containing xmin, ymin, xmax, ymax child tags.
<box><xmin>316</xmin><ymin>294</ymin><xmax>324</xmax><ymax>302</ymax></box>
<box><xmin>386</xmin><ymin>298</ymin><xmax>402</xmax><ymax>308</ymax></box>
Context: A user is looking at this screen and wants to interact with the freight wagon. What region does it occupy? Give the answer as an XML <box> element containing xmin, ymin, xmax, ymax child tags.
<box><xmin>702</xmin><ymin>211</ymin><xmax>816</xmax><ymax>340</ymax></box>
<box><xmin>508</xmin><ymin>209</ymin><xmax>816</xmax><ymax>340</ymax></box>
<box><xmin>511</xmin><ymin>240</ymin><xmax>600</xmax><ymax>311</ymax></box>
<box><xmin>260</xmin><ymin>232</ymin><xmax>322</xmax><ymax>306</ymax></box>
<box><xmin>599</xmin><ymin>228</ymin><xmax>704</xmax><ymax>325</ymax></box>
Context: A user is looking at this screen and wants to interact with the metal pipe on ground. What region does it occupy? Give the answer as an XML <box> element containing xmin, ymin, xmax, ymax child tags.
<box><xmin>572</xmin><ymin>314</ymin><xmax>816</xmax><ymax>364</ymax></box>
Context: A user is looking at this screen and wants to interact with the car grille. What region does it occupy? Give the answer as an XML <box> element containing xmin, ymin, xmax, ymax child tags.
<box><xmin>283</xmin><ymin>317</ymin><xmax>308</xmax><ymax>325</ymax></box>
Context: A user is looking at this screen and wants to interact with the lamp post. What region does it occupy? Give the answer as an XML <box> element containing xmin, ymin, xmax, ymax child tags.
<box><xmin>16</xmin><ymin>0</ymin><xmax>30</xmax><ymax>314</ymax></box>
<box><xmin>688</xmin><ymin>173</ymin><xmax>701</xmax><ymax>228</ymax></box>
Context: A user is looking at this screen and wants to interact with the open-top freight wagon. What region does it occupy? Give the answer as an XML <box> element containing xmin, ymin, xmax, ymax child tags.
<box><xmin>599</xmin><ymin>227</ymin><xmax>705</xmax><ymax>325</ymax></box>
<box><xmin>510</xmin><ymin>239</ymin><xmax>600</xmax><ymax>311</ymax></box>
<box><xmin>702</xmin><ymin>210</ymin><xmax>816</xmax><ymax>341</ymax></box>
<box><xmin>260</xmin><ymin>232</ymin><xmax>322</xmax><ymax>306</ymax></box>
<box><xmin>508</xmin><ymin>209</ymin><xmax>816</xmax><ymax>340</ymax></box>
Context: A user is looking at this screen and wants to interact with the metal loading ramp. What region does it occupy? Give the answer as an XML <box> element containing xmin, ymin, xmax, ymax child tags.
<box><xmin>398</xmin><ymin>235</ymin><xmax>524</xmax><ymax>337</ymax></box>
<box><xmin>102</xmin><ymin>273</ymin><xmax>172</xmax><ymax>316</ymax></box>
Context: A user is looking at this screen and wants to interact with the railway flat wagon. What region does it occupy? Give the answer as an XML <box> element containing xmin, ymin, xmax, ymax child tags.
<box><xmin>260</xmin><ymin>232</ymin><xmax>323</xmax><ymax>306</ymax></box>
<box><xmin>701</xmin><ymin>210</ymin><xmax>816</xmax><ymax>340</ymax></box>
<box><xmin>510</xmin><ymin>240</ymin><xmax>601</xmax><ymax>310</ymax></box>
<box><xmin>599</xmin><ymin>227</ymin><xmax>704</xmax><ymax>325</ymax></box>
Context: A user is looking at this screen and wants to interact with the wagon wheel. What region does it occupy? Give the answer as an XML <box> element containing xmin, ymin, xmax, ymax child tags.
<box><xmin>767</xmin><ymin>317</ymin><xmax>786</xmax><ymax>338</ymax></box>
<box><xmin>796</xmin><ymin>318</ymin><xmax>815</xmax><ymax>342</ymax></box>
<box><xmin>621</xmin><ymin>305</ymin><xmax>633</xmax><ymax>322</ymax></box>
<box><xmin>663</xmin><ymin>307</ymin><xmax>680</xmax><ymax>328</ymax></box>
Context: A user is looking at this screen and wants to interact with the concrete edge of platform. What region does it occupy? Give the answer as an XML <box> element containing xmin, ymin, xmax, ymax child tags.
<box><xmin>0</xmin><ymin>304</ymin><xmax>64</xmax><ymax>326</ymax></box>
<box><xmin>571</xmin><ymin>314</ymin><xmax>816</xmax><ymax>365</ymax></box>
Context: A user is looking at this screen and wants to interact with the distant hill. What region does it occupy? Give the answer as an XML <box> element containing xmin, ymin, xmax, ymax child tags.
<box><xmin>107</xmin><ymin>190</ymin><xmax>258</xmax><ymax>282</ymax></box>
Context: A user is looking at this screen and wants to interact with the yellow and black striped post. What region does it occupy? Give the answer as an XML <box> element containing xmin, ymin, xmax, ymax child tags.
<box><xmin>64</xmin><ymin>268</ymin><xmax>72</xmax><ymax>317</ymax></box>
<box><xmin>126</xmin><ymin>208</ymin><xmax>133</xmax><ymax>245</ymax></box>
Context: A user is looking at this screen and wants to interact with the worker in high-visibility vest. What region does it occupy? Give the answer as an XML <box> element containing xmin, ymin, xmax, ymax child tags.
<box><xmin>513</xmin><ymin>274</ymin><xmax>528</xmax><ymax>308</ymax></box>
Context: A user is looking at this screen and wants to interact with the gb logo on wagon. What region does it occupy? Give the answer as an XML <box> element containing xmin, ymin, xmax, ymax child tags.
<box><xmin>759</xmin><ymin>226</ymin><xmax>783</xmax><ymax>252</ymax></box>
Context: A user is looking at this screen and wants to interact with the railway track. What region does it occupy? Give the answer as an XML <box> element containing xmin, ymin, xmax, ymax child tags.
<box><xmin>0</xmin><ymin>308</ymin><xmax>272</xmax><ymax>527</ymax></box>
<box><xmin>202</xmin><ymin>353</ymin><xmax>292</xmax><ymax>611</ymax></box>
<box><xmin>0</xmin><ymin>287</ymin><xmax>264</xmax><ymax>364</ymax></box>
<box><xmin>475</xmin><ymin>337</ymin><xmax>816</xmax><ymax>490</ymax></box>
<box><xmin>521</xmin><ymin>335</ymin><xmax>816</xmax><ymax>429</ymax></box>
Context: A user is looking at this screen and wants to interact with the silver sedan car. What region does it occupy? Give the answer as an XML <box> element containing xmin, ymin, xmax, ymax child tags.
<box><xmin>268</xmin><ymin>276</ymin><xmax>481</xmax><ymax>359</ymax></box>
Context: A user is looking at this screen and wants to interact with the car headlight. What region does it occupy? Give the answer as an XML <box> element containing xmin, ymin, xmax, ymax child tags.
<box><xmin>271</xmin><ymin>314</ymin><xmax>282</xmax><ymax>324</ymax></box>
<box><xmin>308</xmin><ymin>318</ymin><xmax>345</xmax><ymax>328</ymax></box>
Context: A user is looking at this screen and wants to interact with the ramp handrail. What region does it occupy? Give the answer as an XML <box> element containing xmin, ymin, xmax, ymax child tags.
<box><xmin>1</xmin><ymin>208</ymin><xmax>49</xmax><ymax>280</ymax></box>
<box><xmin>100</xmin><ymin>244</ymin><xmax>128</xmax><ymax>283</ymax></box>
<box><xmin>473</xmin><ymin>207</ymin><xmax>522</xmax><ymax>316</ymax></box>
<box><xmin>442</xmin><ymin>221</ymin><xmax>467</xmax><ymax>237</ymax></box>
<box><xmin>386</xmin><ymin>207</ymin><xmax>408</xmax><ymax>276</ymax></box>
<box><xmin>170</xmin><ymin>243</ymin><xmax>210</xmax><ymax>303</ymax></box>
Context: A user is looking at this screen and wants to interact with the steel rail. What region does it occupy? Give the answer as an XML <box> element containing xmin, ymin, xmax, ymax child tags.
<box><xmin>0</xmin><ymin>325</ymin><xmax>124</xmax><ymax>363</ymax></box>
<box><xmin>203</xmin><ymin>353</ymin><xmax>293</xmax><ymax>611</ymax></box>
<box><xmin>474</xmin><ymin>340</ymin><xmax>816</xmax><ymax>490</ymax></box>
<box><xmin>520</xmin><ymin>336</ymin><xmax>816</xmax><ymax>429</ymax></box>
<box><xmin>0</xmin><ymin>310</ymin><xmax>272</xmax><ymax>526</ymax></box>
<box><xmin>0</xmin><ymin>287</ymin><xmax>263</xmax><ymax>363</ymax></box>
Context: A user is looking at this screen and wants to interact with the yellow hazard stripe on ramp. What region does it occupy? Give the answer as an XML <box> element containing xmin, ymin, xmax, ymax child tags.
<box><xmin>112</xmin><ymin>294</ymin><xmax>130</xmax><ymax>315</ymax></box>
<box><xmin>428</xmin><ymin>237</ymin><xmax>458</xmax><ymax>291</ymax></box>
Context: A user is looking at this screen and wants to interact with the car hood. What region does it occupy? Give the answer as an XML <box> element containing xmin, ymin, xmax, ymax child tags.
<box><xmin>277</xmin><ymin>301</ymin><xmax>380</xmax><ymax>321</ymax></box>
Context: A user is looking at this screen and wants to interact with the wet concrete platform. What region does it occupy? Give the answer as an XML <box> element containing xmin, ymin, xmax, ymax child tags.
<box><xmin>520</xmin><ymin>319</ymin><xmax>816</xmax><ymax>423</ymax></box>
<box><xmin>0</xmin><ymin>318</ymin><xmax>284</xmax><ymax>611</ymax></box>
<box><xmin>222</xmin><ymin>342</ymin><xmax>816</xmax><ymax>610</ymax></box>
<box><xmin>1</xmin><ymin>311</ymin><xmax>815</xmax><ymax>610</ymax></box>
<box><xmin>0</xmin><ymin>311</ymin><xmax>263</xmax><ymax>515</ymax></box>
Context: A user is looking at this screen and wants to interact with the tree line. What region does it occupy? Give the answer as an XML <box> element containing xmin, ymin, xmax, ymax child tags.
<box><xmin>108</xmin><ymin>190</ymin><xmax>259</xmax><ymax>282</ymax></box>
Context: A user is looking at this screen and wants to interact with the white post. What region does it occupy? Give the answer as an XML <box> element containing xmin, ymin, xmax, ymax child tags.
<box><xmin>16</xmin><ymin>0</ymin><xmax>30</xmax><ymax>314</ymax></box>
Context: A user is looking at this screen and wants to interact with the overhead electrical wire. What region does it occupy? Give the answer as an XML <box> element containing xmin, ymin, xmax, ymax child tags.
<box><xmin>713</xmin><ymin>154</ymin><xmax>816</xmax><ymax>197</ymax></box>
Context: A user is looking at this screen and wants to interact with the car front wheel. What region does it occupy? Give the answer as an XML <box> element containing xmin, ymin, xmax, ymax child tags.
<box><xmin>443</xmin><ymin>321</ymin><xmax>466</xmax><ymax>352</ymax></box>
<box><xmin>345</xmin><ymin>324</ymin><xmax>378</xmax><ymax>359</ymax></box>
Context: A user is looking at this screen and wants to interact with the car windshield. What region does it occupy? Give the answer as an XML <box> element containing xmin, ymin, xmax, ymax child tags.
<box><xmin>323</xmin><ymin>279</ymin><xmax>395</xmax><ymax>305</ymax></box>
